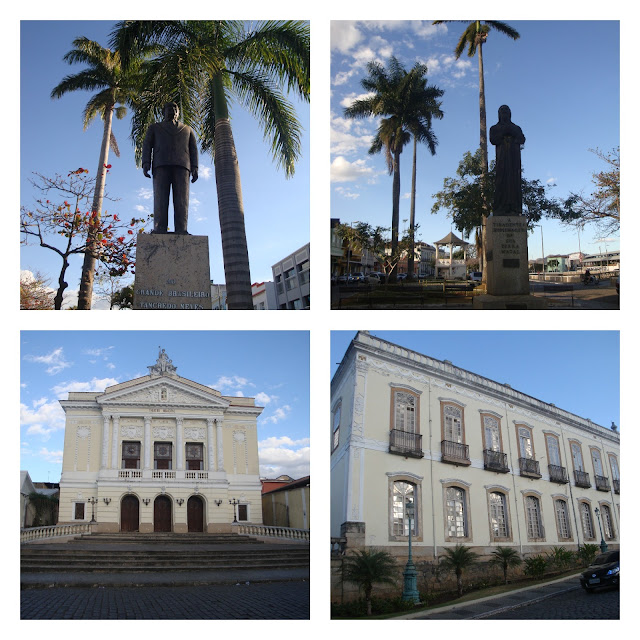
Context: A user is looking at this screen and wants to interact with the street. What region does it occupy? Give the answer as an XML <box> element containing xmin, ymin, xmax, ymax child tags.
<box><xmin>485</xmin><ymin>586</ymin><xmax>619</xmax><ymax>620</ymax></box>
<box><xmin>21</xmin><ymin>581</ymin><xmax>310</xmax><ymax>619</ymax></box>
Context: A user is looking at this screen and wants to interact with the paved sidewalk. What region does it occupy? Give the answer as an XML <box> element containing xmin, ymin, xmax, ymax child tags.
<box><xmin>21</xmin><ymin>581</ymin><xmax>310</xmax><ymax>619</ymax></box>
<box><xmin>21</xmin><ymin>566</ymin><xmax>310</xmax><ymax>588</ymax></box>
<box><xmin>398</xmin><ymin>574</ymin><xmax>583</xmax><ymax>620</ymax></box>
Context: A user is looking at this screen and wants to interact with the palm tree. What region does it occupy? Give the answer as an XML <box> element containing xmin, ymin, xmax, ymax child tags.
<box><xmin>340</xmin><ymin>548</ymin><xmax>398</xmax><ymax>616</ymax></box>
<box><xmin>440</xmin><ymin>543</ymin><xmax>478</xmax><ymax>597</ymax></box>
<box><xmin>489</xmin><ymin>546</ymin><xmax>522</xmax><ymax>584</ymax></box>
<box><xmin>345</xmin><ymin>58</ymin><xmax>442</xmax><ymax>282</ymax></box>
<box><xmin>433</xmin><ymin>21</ymin><xmax>520</xmax><ymax>279</ymax></box>
<box><xmin>111</xmin><ymin>21</ymin><xmax>310</xmax><ymax>310</ymax></box>
<box><xmin>51</xmin><ymin>37</ymin><xmax>149</xmax><ymax>309</ymax></box>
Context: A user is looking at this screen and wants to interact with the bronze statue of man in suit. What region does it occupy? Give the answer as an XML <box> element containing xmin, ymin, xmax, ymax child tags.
<box><xmin>490</xmin><ymin>105</ymin><xmax>525</xmax><ymax>216</ymax></box>
<box><xmin>142</xmin><ymin>102</ymin><xmax>199</xmax><ymax>234</ymax></box>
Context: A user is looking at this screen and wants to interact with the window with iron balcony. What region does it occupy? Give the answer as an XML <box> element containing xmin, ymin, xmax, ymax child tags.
<box><xmin>482</xmin><ymin>414</ymin><xmax>508</xmax><ymax>472</ymax></box>
<box><xmin>441</xmin><ymin>401</ymin><xmax>470</xmax><ymax>465</ymax></box>
<box><xmin>389</xmin><ymin>388</ymin><xmax>422</xmax><ymax>458</ymax></box>
<box><xmin>516</xmin><ymin>425</ymin><xmax>541</xmax><ymax>478</ymax></box>
<box><xmin>545</xmin><ymin>434</ymin><xmax>568</xmax><ymax>483</ymax></box>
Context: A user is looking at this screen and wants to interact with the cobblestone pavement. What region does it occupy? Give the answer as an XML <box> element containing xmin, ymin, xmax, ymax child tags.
<box><xmin>21</xmin><ymin>581</ymin><xmax>310</xmax><ymax>619</ymax></box>
<box><xmin>485</xmin><ymin>586</ymin><xmax>619</xmax><ymax>619</ymax></box>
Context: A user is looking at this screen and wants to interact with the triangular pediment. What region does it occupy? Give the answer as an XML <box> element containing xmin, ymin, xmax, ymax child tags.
<box><xmin>98</xmin><ymin>376</ymin><xmax>229</xmax><ymax>409</ymax></box>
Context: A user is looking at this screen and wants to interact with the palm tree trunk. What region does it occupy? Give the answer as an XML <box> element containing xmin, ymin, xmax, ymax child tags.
<box><xmin>408</xmin><ymin>136</ymin><xmax>417</xmax><ymax>278</ymax></box>
<box><xmin>389</xmin><ymin>150</ymin><xmax>401</xmax><ymax>283</ymax></box>
<box><xmin>212</xmin><ymin>74</ymin><xmax>253</xmax><ymax>310</ymax></box>
<box><xmin>77</xmin><ymin>105</ymin><xmax>113</xmax><ymax>309</ymax></box>
<box><xmin>477</xmin><ymin>35</ymin><xmax>489</xmax><ymax>284</ymax></box>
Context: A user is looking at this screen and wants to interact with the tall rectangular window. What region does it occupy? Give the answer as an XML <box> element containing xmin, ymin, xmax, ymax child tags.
<box><xmin>446</xmin><ymin>487</ymin><xmax>467</xmax><ymax>538</ymax></box>
<box><xmin>185</xmin><ymin>443</ymin><xmax>204</xmax><ymax>470</ymax></box>
<box><xmin>74</xmin><ymin>502</ymin><xmax>85</xmax><ymax>520</ymax></box>
<box><xmin>580</xmin><ymin>502</ymin><xmax>594</xmax><ymax>539</ymax></box>
<box><xmin>444</xmin><ymin>405</ymin><xmax>463</xmax><ymax>443</ymax></box>
<box><xmin>392</xmin><ymin>481</ymin><xmax>416</xmax><ymax>536</ymax></box>
<box><xmin>489</xmin><ymin>492</ymin><xmax>508</xmax><ymax>538</ymax></box>
<box><xmin>591</xmin><ymin>448</ymin><xmax>604</xmax><ymax>476</ymax></box>
<box><xmin>394</xmin><ymin>391</ymin><xmax>416</xmax><ymax>433</ymax></box>
<box><xmin>601</xmin><ymin>504</ymin><xmax>614</xmax><ymax>539</ymax></box>
<box><xmin>555</xmin><ymin>499</ymin><xmax>571</xmax><ymax>539</ymax></box>
<box><xmin>571</xmin><ymin>442</ymin><xmax>585</xmax><ymax>471</ymax></box>
<box><xmin>483</xmin><ymin>416</ymin><xmax>500</xmax><ymax>451</ymax></box>
<box><xmin>546</xmin><ymin>435</ymin><xmax>561</xmax><ymax>467</ymax></box>
<box><xmin>332</xmin><ymin>404</ymin><xmax>341</xmax><ymax>452</ymax></box>
<box><xmin>525</xmin><ymin>495</ymin><xmax>543</xmax><ymax>539</ymax></box>
<box><xmin>154</xmin><ymin>442</ymin><xmax>173</xmax><ymax>470</ymax></box>
<box><xmin>122</xmin><ymin>441</ymin><xmax>141</xmax><ymax>469</ymax></box>
<box><xmin>518</xmin><ymin>427</ymin><xmax>534</xmax><ymax>459</ymax></box>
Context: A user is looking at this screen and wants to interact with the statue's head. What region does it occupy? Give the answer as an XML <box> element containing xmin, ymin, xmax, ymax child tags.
<box><xmin>163</xmin><ymin>102</ymin><xmax>180</xmax><ymax>123</ymax></box>
<box><xmin>498</xmin><ymin>105</ymin><xmax>512</xmax><ymax>122</ymax></box>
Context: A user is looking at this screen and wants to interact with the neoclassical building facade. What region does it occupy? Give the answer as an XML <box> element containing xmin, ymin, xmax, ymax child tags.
<box><xmin>58</xmin><ymin>349</ymin><xmax>263</xmax><ymax>533</ymax></box>
<box><xmin>331</xmin><ymin>332</ymin><xmax>620</xmax><ymax>559</ymax></box>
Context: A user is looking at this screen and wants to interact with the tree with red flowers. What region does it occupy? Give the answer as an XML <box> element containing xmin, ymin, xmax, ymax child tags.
<box><xmin>20</xmin><ymin>170</ymin><xmax>148</xmax><ymax>309</ymax></box>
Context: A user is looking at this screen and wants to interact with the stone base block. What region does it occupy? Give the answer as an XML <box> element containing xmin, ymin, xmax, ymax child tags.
<box><xmin>485</xmin><ymin>215</ymin><xmax>529</xmax><ymax>296</ymax></box>
<box><xmin>473</xmin><ymin>294</ymin><xmax>548</xmax><ymax>309</ymax></box>
<box><xmin>207</xmin><ymin>523</ymin><xmax>233</xmax><ymax>534</ymax></box>
<box><xmin>134</xmin><ymin>233</ymin><xmax>212</xmax><ymax>310</ymax></box>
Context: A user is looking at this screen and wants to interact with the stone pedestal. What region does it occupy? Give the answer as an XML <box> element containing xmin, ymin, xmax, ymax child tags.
<box><xmin>473</xmin><ymin>215</ymin><xmax>548</xmax><ymax>309</ymax></box>
<box><xmin>485</xmin><ymin>215</ymin><xmax>529</xmax><ymax>295</ymax></box>
<box><xmin>134</xmin><ymin>234</ymin><xmax>212</xmax><ymax>310</ymax></box>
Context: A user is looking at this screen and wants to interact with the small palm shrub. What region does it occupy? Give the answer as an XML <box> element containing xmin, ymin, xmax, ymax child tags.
<box><xmin>577</xmin><ymin>544</ymin><xmax>599</xmax><ymax>567</ymax></box>
<box><xmin>523</xmin><ymin>554</ymin><xmax>547</xmax><ymax>579</ymax></box>
<box><xmin>439</xmin><ymin>544</ymin><xmax>478</xmax><ymax>597</ymax></box>
<box><xmin>489</xmin><ymin>546</ymin><xmax>522</xmax><ymax>584</ymax></box>
<box><xmin>547</xmin><ymin>546</ymin><xmax>574</xmax><ymax>571</ymax></box>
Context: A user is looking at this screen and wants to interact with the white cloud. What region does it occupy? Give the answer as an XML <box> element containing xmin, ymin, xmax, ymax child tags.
<box><xmin>51</xmin><ymin>377</ymin><xmax>119</xmax><ymax>398</ymax></box>
<box><xmin>258</xmin><ymin>436</ymin><xmax>310</xmax><ymax>478</ymax></box>
<box><xmin>261</xmin><ymin>405</ymin><xmax>292</xmax><ymax>425</ymax></box>
<box><xmin>23</xmin><ymin>347</ymin><xmax>71</xmax><ymax>375</ymax></box>
<box><xmin>137</xmin><ymin>187</ymin><xmax>153</xmax><ymax>200</ymax></box>
<box><xmin>331</xmin><ymin>156</ymin><xmax>375</xmax><ymax>183</ymax></box>
<box><xmin>255</xmin><ymin>392</ymin><xmax>274</xmax><ymax>405</ymax></box>
<box><xmin>334</xmin><ymin>186</ymin><xmax>360</xmax><ymax>200</ymax></box>
<box><xmin>83</xmin><ymin>347</ymin><xmax>114</xmax><ymax>357</ymax></box>
<box><xmin>199</xmin><ymin>166</ymin><xmax>213</xmax><ymax>180</ymax></box>
<box><xmin>20</xmin><ymin>400</ymin><xmax>65</xmax><ymax>440</ymax></box>
<box><xmin>212</xmin><ymin>375</ymin><xmax>256</xmax><ymax>393</ymax></box>
<box><xmin>39</xmin><ymin>448</ymin><xmax>64</xmax><ymax>464</ymax></box>
<box><xmin>331</xmin><ymin>21</ymin><xmax>363</xmax><ymax>53</ymax></box>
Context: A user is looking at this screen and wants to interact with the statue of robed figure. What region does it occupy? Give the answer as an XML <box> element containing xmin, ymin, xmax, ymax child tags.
<box><xmin>490</xmin><ymin>105</ymin><xmax>525</xmax><ymax>216</ymax></box>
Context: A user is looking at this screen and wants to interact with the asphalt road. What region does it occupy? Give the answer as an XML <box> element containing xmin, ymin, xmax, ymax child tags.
<box><xmin>485</xmin><ymin>585</ymin><xmax>619</xmax><ymax>620</ymax></box>
<box><xmin>21</xmin><ymin>581</ymin><xmax>310</xmax><ymax>619</ymax></box>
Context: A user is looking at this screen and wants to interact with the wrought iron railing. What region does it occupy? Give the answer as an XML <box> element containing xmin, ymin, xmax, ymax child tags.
<box><xmin>389</xmin><ymin>429</ymin><xmax>423</xmax><ymax>458</ymax></box>
<box><xmin>483</xmin><ymin>449</ymin><xmax>509</xmax><ymax>473</ymax></box>
<box><xmin>613</xmin><ymin>478</ymin><xmax>620</xmax><ymax>494</ymax></box>
<box><xmin>548</xmin><ymin>464</ymin><xmax>569</xmax><ymax>484</ymax></box>
<box><xmin>595</xmin><ymin>475</ymin><xmax>610</xmax><ymax>492</ymax></box>
<box><xmin>574</xmin><ymin>469</ymin><xmax>591</xmax><ymax>488</ymax></box>
<box><xmin>441</xmin><ymin>440</ymin><xmax>470</xmax><ymax>464</ymax></box>
<box><xmin>519</xmin><ymin>457</ymin><xmax>541</xmax><ymax>477</ymax></box>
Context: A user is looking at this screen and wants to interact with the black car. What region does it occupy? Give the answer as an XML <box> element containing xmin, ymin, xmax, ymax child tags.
<box><xmin>579</xmin><ymin>549</ymin><xmax>619</xmax><ymax>592</ymax></box>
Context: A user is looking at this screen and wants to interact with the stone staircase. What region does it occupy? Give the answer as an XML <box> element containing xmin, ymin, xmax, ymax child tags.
<box><xmin>21</xmin><ymin>532</ymin><xmax>310</xmax><ymax>575</ymax></box>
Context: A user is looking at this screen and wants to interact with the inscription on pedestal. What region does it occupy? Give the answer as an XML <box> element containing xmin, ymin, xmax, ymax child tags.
<box><xmin>485</xmin><ymin>216</ymin><xmax>529</xmax><ymax>296</ymax></box>
<box><xmin>134</xmin><ymin>234</ymin><xmax>212</xmax><ymax>310</ymax></box>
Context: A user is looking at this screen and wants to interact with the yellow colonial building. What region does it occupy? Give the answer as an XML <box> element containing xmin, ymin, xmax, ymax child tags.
<box><xmin>58</xmin><ymin>349</ymin><xmax>263</xmax><ymax>533</ymax></box>
<box><xmin>331</xmin><ymin>332</ymin><xmax>620</xmax><ymax>560</ymax></box>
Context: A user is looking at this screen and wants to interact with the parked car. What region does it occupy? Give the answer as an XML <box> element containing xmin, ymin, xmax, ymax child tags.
<box><xmin>579</xmin><ymin>549</ymin><xmax>619</xmax><ymax>592</ymax></box>
<box><xmin>468</xmin><ymin>271</ymin><xmax>482</xmax><ymax>281</ymax></box>
<box><xmin>337</xmin><ymin>274</ymin><xmax>348</xmax><ymax>284</ymax></box>
<box><xmin>367</xmin><ymin>273</ymin><xmax>381</xmax><ymax>284</ymax></box>
<box><xmin>348</xmin><ymin>272</ymin><xmax>365</xmax><ymax>283</ymax></box>
<box><xmin>397</xmin><ymin>273</ymin><xmax>407</xmax><ymax>281</ymax></box>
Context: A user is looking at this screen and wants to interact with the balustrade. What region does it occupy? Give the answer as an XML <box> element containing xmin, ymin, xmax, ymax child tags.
<box><xmin>519</xmin><ymin>457</ymin><xmax>541</xmax><ymax>478</ymax></box>
<box><xmin>234</xmin><ymin>523</ymin><xmax>310</xmax><ymax>541</ymax></box>
<box><xmin>21</xmin><ymin>523</ymin><xmax>92</xmax><ymax>543</ymax></box>
<box><xmin>483</xmin><ymin>449</ymin><xmax>509</xmax><ymax>473</ymax></box>
<box><xmin>548</xmin><ymin>464</ymin><xmax>569</xmax><ymax>484</ymax></box>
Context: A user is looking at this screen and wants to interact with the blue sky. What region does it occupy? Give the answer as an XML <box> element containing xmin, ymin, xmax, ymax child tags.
<box><xmin>330</xmin><ymin>20</ymin><xmax>620</xmax><ymax>259</ymax></box>
<box><xmin>20</xmin><ymin>331</ymin><xmax>310</xmax><ymax>482</ymax></box>
<box><xmin>331</xmin><ymin>331</ymin><xmax>620</xmax><ymax>430</ymax></box>
<box><xmin>20</xmin><ymin>20</ymin><xmax>310</xmax><ymax>308</ymax></box>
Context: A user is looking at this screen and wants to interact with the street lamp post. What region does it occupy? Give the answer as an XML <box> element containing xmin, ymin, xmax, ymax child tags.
<box><xmin>87</xmin><ymin>496</ymin><xmax>97</xmax><ymax>523</ymax></box>
<box><xmin>229</xmin><ymin>498</ymin><xmax>240</xmax><ymax>523</ymax></box>
<box><xmin>594</xmin><ymin>507</ymin><xmax>608</xmax><ymax>553</ymax></box>
<box><xmin>401</xmin><ymin>499</ymin><xmax>420</xmax><ymax>604</ymax></box>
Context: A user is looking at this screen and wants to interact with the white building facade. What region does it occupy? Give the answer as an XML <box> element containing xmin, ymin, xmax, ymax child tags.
<box><xmin>58</xmin><ymin>349</ymin><xmax>264</xmax><ymax>533</ymax></box>
<box><xmin>331</xmin><ymin>332</ymin><xmax>620</xmax><ymax>560</ymax></box>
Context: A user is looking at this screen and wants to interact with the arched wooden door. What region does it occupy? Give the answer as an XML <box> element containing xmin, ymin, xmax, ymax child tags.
<box><xmin>121</xmin><ymin>495</ymin><xmax>139</xmax><ymax>532</ymax></box>
<box><xmin>154</xmin><ymin>495</ymin><xmax>172</xmax><ymax>532</ymax></box>
<box><xmin>187</xmin><ymin>496</ymin><xmax>204</xmax><ymax>532</ymax></box>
